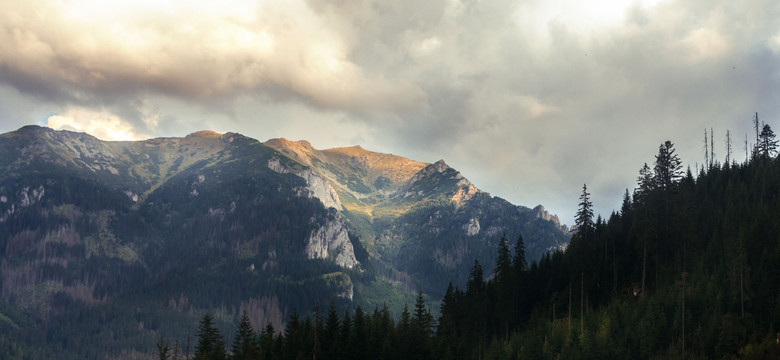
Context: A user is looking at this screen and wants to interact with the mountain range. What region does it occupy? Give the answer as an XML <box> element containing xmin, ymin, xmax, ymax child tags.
<box><xmin>0</xmin><ymin>125</ymin><xmax>569</xmax><ymax>358</ymax></box>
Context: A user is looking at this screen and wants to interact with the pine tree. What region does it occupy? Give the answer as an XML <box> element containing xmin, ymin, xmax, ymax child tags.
<box><xmin>283</xmin><ymin>310</ymin><xmax>302</xmax><ymax>360</ymax></box>
<box><xmin>231</xmin><ymin>311</ymin><xmax>258</xmax><ymax>360</ymax></box>
<box><xmin>413</xmin><ymin>291</ymin><xmax>434</xmax><ymax>337</ymax></box>
<box><xmin>513</xmin><ymin>234</ymin><xmax>530</xmax><ymax>327</ymax></box>
<box><xmin>397</xmin><ymin>304</ymin><xmax>412</xmax><ymax>360</ymax></box>
<box><xmin>258</xmin><ymin>323</ymin><xmax>276</xmax><ymax>360</ymax></box>
<box><xmin>757</xmin><ymin>124</ymin><xmax>778</xmax><ymax>158</ymax></box>
<box><xmin>312</xmin><ymin>303</ymin><xmax>323</xmax><ymax>360</ymax></box>
<box><xmin>575</xmin><ymin>184</ymin><xmax>594</xmax><ymax>237</ymax></box>
<box><xmin>436</xmin><ymin>283</ymin><xmax>459</xmax><ymax>360</ymax></box>
<box><xmin>654</xmin><ymin>140</ymin><xmax>683</xmax><ymax>192</ymax></box>
<box><xmin>194</xmin><ymin>313</ymin><xmax>226</xmax><ymax>360</ymax></box>
<box><xmin>322</xmin><ymin>303</ymin><xmax>339</xmax><ymax>360</ymax></box>
<box><xmin>636</xmin><ymin>163</ymin><xmax>655</xmax><ymax>203</ymax></box>
<box><xmin>466</xmin><ymin>259</ymin><xmax>484</xmax><ymax>295</ymax></box>
<box><xmin>619</xmin><ymin>188</ymin><xmax>630</xmax><ymax>215</ymax></box>
<box><xmin>337</xmin><ymin>310</ymin><xmax>352</xmax><ymax>360</ymax></box>
<box><xmin>465</xmin><ymin>259</ymin><xmax>487</xmax><ymax>359</ymax></box>
<box><xmin>352</xmin><ymin>306</ymin><xmax>369</xmax><ymax>360</ymax></box>
<box><xmin>513</xmin><ymin>234</ymin><xmax>527</xmax><ymax>273</ymax></box>
<box><xmin>494</xmin><ymin>235</ymin><xmax>512</xmax><ymax>284</ymax></box>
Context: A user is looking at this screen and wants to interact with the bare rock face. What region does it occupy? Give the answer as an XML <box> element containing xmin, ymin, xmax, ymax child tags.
<box><xmin>306</xmin><ymin>214</ymin><xmax>358</xmax><ymax>269</ymax></box>
<box><xmin>268</xmin><ymin>159</ymin><xmax>343</xmax><ymax>210</ymax></box>
<box><xmin>463</xmin><ymin>218</ymin><xmax>481</xmax><ymax>236</ymax></box>
<box><xmin>297</xmin><ymin>168</ymin><xmax>343</xmax><ymax>211</ymax></box>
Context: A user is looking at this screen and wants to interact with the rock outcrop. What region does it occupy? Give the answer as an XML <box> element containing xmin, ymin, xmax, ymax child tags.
<box><xmin>305</xmin><ymin>213</ymin><xmax>358</xmax><ymax>269</ymax></box>
<box><xmin>532</xmin><ymin>205</ymin><xmax>569</xmax><ymax>233</ymax></box>
<box><xmin>268</xmin><ymin>159</ymin><xmax>343</xmax><ymax>210</ymax></box>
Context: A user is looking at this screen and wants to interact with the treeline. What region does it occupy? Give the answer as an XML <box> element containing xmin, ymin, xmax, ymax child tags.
<box><xmin>159</xmin><ymin>294</ymin><xmax>435</xmax><ymax>360</ymax></box>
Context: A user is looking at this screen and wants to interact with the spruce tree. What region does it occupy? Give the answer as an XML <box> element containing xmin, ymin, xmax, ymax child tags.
<box><xmin>620</xmin><ymin>189</ymin><xmax>632</xmax><ymax>218</ymax></box>
<box><xmin>575</xmin><ymin>184</ymin><xmax>594</xmax><ymax>237</ymax></box>
<box><xmin>653</xmin><ymin>140</ymin><xmax>682</xmax><ymax>192</ymax></box>
<box><xmin>397</xmin><ymin>305</ymin><xmax>412</xmax><ymax>360</ymax></box>
<box><xmin>194</xmin><ymin>313</ymin><xmax>226</xmax><ymax>360</ymax></box>
<box><xmin>494</xmin><ymin>235</ymin><xmax>512</xmax><ymax>284</ymax></box>
<box><xmin>513</xmin><ymin>234</ymin><xmax>527</xmax><ymax>273</ymax></box>
<box><xmin>466</xmin><ymin>259</ymin><xmax>484</xmax><ymax>295</ymax></box>
<box><xmin>283</xmin><ymin>310</ymin><xmax>302</xmax><ymax>360</ymax></box>
<box><xmin>513</xmin><ymin>234</ymin><xmax>530</xmax><ymax>327</ymax></box>
<box><xmin>352</xmin><ymin>306</ymin><xmax>369</xmax><ymax>360</ymax></box>
<box><xmin>436</xmin><ymin>283</ymin><xmax>459</xmax><ymax>360</ymax></box>
<box><xmin>413</xmin><ymin>291</ymin><xmax>434</xmax><ymax>337</ymax></box>
<box><xmin>231</xmin><ymin>311</ymin><xmax>258</xmax><ymax>360</ymax></box>
<box><xmin>322</xmin><ymin>303</ymin><xmax>339</xmax><ymax>360</ymax></box>
<box><xmin>337</xmin><ymin>310</ymin><xmax>352</xmax><ymax>360</ymax></box>
<box><xmin>258</xmin><ymin>323</ymin><xmax>276</xmax><ymax>360</ymax></box>
<box><xmin>757</xmin><ymin>124</ymin><xmax>778</xmax><ymax>158</ymax></box>
<box><xmin>636</xmin><ymin>162</ymin><xmax>655</xmax><ymax>198</ymax></box>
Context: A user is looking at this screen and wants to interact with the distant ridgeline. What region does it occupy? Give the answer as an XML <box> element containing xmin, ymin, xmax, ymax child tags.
<box><xmin>159</xmin><ymin>124</ymin><xmax>780</xmax><ymax>359</ymax></box>
<box><xmin>0</xmin><ymin>126</ymin><xmax>568</xmax><ymax>359</ymax></box>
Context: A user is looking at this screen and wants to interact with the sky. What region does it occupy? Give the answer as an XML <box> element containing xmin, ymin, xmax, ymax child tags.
<box><xmin>1</xmin><ymin>0</ymin><xmax>780</xmax><ymax>225</ymax></box>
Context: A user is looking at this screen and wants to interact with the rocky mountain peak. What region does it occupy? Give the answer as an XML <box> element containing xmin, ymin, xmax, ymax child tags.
<box><xmin>532</xmin><ymin>205</ymin><xmax>569</xmax><ymax>233</ymax></box>
<box><xmin>431</xmin><ymin>159</ymin><xmax>450</xmax><ymax>172</ymax></box>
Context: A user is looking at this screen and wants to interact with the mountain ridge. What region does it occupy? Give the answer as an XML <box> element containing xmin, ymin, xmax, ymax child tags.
<box><xmin>0</xmin><ymin>125</ymin><xmax>570</xmax><ymax>358</ymax></box>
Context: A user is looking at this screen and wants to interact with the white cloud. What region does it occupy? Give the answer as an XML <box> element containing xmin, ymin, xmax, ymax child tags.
<box><xmin>47</xmin><ymin>108</ymin><xmax>148</xmax><ymax>141</ymax></box>
<box><xmin>0</xmin><ymin>0</ymin><xmax>424</xmax><ymax>111</ymax></box>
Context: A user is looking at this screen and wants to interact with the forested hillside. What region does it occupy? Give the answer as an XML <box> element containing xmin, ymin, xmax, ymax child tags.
<box><xmin>182</xmin><ymin>126</ymin><xmax>780</xmax><ymax>360</ymax></box>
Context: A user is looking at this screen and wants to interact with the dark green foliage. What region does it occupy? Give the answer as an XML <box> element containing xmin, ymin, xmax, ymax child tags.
<box><xmin>653</xmin><ymin>140</ymin><xmax>682</xmax><ymax>191</ymax></box>
<box><xmin>195</xmin><ymin>313</ymin><xmax>226</xmax><ymax>360</ymax></box>
<box><xmin>231</xmin><ymin>311</ymin><xmax>258</xmax><ymax>360</ymax></box>
<box><xmin>575</xmin><ymin>184</ymin><xmax>594</xmax><ymax>237</ymax></box>
<box><xmin>493</xmin><ymin>236</ymin><xmax>512</xmax><ymax>284</ymax></box>
<box><xmin>757</xmin><ymin>124</ymin><xmax>778</xmax><ymax>158</ymax></box>
<box><xmin>258</xmin><ymin>323</ymin><xmax>277</xmax><ymax>360</ymax></box>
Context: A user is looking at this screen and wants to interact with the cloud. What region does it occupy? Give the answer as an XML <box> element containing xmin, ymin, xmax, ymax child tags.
<box><xmin>2</xmin><ymin>0</ymin><xmax>780</xmax><ymax>224</ymax></box>
<box><xmin>0</xmin><ymin>0</ymin><xmax>424</xmax><ymax>113</ymax></box>
<box><xmin>47</xmin><ymin>107</ymin><xmax>149</xmax><ymax>141</ymax></box>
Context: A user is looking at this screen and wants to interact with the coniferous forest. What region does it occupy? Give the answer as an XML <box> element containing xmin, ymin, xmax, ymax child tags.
<box><xmin>166</xmin><ymin>123</ymin><xmax>780</xmax><ymax>360</ymax></box>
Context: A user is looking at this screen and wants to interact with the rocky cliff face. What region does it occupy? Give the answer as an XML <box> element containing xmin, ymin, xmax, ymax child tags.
<box><xmin>268</xmin><ymin>158</ymin><xmax>343</xmax><ymax>210</ymax></box>
<box><xmin>305</xmin><ymin>213</ymin><xmax>358</xmax><ymax>269</ymax></box>
<box><xmin>297</xmin><ymin>168</ymin><xmax>343</xmax><ymax>211</ymax></box>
